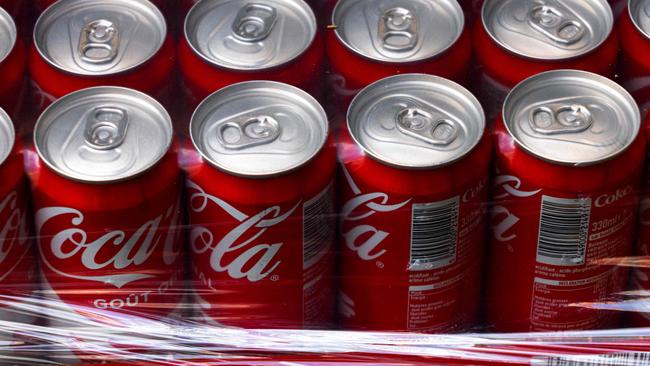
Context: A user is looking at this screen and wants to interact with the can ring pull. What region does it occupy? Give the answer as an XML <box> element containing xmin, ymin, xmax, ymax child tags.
<box><xmin>529</xmin><ymin>104</ymin><xmax>593</xmax><ymax>135</ymax></box>
<box><xmin>528</xmin><ymin>5</ymin><xmax>585</xmax><ymax>45</ymax></box>
<box><xmin>79</xmin><ymin>19</ymin><xmax>120</xmax><ymax>64</ymax></box>
<box><xmin>397</xmin><ymin>108</ymin><xmax>458</xmax><ymax>146</ymax></box>
<box><xmin>85</xmin><ymin>106</ymin><xmax>130</xmax><ymax>150</ymax></box>
<box><xmin>217</xmin><ymin>115</ymin><xmax>281</xmax><ymax>150</ymax></box>
<box><xmin>232</xmin><ymin>4</ymin><xmax>278</xmax><ymax>42</ymax></box>
<box><xmin>378</xmin><ymin>7</ymin><xmax>418</xmax><ymax>51</ymax></box>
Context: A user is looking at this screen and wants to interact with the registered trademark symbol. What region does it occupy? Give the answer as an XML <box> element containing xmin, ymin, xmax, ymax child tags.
<box><xmin>376</xmin><ymin>261</ymin><xmax>384</xmax><ymax>269</ymax></box>
<box><xmin>270</xmin><ymin>275</ymin><xmax>280</xmax><ymax>282</ymax></box>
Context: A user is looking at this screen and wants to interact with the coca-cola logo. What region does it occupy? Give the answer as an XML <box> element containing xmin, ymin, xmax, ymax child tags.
<box><xmin>462</xmin><ymin>177</ymin><xmax>487</xmax><ymax>203</ymax></box>
<box><xmin>0</xmin><ymin>192</ymin><xmax>29</xmax><ymax>283</ymax></box>
<box><xmin>595</xmin><ymin>186</ymin><xmax>633</xmax><ymax>208</ymax></box>
<box><xmin>188</xmin><ymin>180</ymin><xmax>296</xmax><ymax>282</ymax></box>
<box><xmin>491</xmin><ymin>174</ymin><xmax>541</xmax><ymax>243</ymax></box>
<box><xmin>340</xmin><ymin>165</ymin><xmax>410</xmax><ymax>261</ymax></box>
<box><xmin>36</xmin><ymin>202</ymin><xmax>181</xmax><ymax>288</ymax></box>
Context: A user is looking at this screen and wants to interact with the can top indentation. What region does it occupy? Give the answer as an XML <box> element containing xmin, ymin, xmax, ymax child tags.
<box><xmin>347</xmin><ymin>74</ymin><xmax>485</xmax><ymax>169</ymax></box>
<box><xmin>503</xmin><ymin>70</ymin><xmax>640</xmax><ymax>166</ymax></box>
<box><xmin>0</xmin><ymin>108</ymin><xmax>14</xmax><ymax>166</ymax></box>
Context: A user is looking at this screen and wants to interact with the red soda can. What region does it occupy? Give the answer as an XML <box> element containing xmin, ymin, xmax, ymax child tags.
<box><xmin>611</xmin><ymin>0</ymin><xmax>629</xmax><ymax>18</ymax></box>
<box><xmin>0</xmin><ymin>7</ymin><xmax>25</xmax><ymax>119</ymax></box>
<box><xmin>338</xmin><ymin>74</ymin><xmax>491</xmax><ymax>332</ymax></box>
<box><xmin>619</xmin><ymin>0</ymin><xmax>650</xmax><ymax>115</ymax></box>
<box><xmin>186</xmin><ymin>81</ymin><xmax>335</xmax><ymax>328</ymax></box>
<box><xmin>326</xmin><ymin>0</ymin><xmax>472</xmax><ymax>114</ymax></box>
<box><xmin>178</xmin><ymin>0</ymin><xmax>323</xmax><ymax>112</ymax></box>
<box><xmin>0</xmin><ymin>108</ymin><xmax>35</xmax><ymax>342</ymax></box>
<box><xmin>30</xmin><ymin>0</ymin><xmax>175</xmax><ymax>111</ymax></box>
<box><xmin>486</xmin><ymin>70</ymin><xmax>644</xmax><ymax>332</ymax></box>
<box><xmin>31</xmin><ymin>87</ymin><xmax>184</xmax><ymax>325</ymax></box>
<box><xmin>458</xmin><ymin>0</ymin><xmax>484</xmax><ymax>25</ymax></box>
<box><xmin>474</xmin><ymin>0</ymin><xmax>618</xmax><ymax>122</ymax></box>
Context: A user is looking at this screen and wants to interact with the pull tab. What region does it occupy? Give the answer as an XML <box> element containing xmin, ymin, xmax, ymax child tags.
<box><xmin>85</xmin><ymin>107</ymin><xmax>130</xmax><ymax>150</ymax></box>
<box><xmin>217</xmin><ymin>115</ymin><xmax>281</xmax><ymax>150</ymax></box>
<box><xmin>529</xmin><ymin>104</ymin><xmax>593</xmax><ymax>135</ymax></box>
<box><xmin>378</xmin><ymin>7</ymin><xmax>418</xmax><ymax>51</ymax></box>
<box><xmin>528</xmin><ymin>5</ymin><xmax>585</xmax><ymax>45</ymax></box>
<box><xmin>396</xmin><ymin>108</ymin><xmax>458</xmax><ymax>146</ymax></box>
<box><xmin>232</xmin><ymin>4</ymin><xmax>277</xmax><ymax>42</ymax></box>
<box><xmin>78</xmin><ymin>19</ymin><xmax>120</xmax><ymax>64</ymax></box>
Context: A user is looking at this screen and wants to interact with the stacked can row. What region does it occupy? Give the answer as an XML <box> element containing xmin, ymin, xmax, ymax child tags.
<box><xmin>0</xmin><ymin>0</ymin><xmax>648</xmax><ymax>338</ymax></box>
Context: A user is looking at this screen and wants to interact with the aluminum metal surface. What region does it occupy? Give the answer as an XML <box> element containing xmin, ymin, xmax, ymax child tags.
<box><xmin>0</xmin><ymin>108</ymin><xmax>14</xmax><ymax>166</ymax></box>
<box><xmin>503</xmin><ymin>70</ymin><xmax>640</xmax><ymax>166</ymax></box>
<box><xmin>347</xmin><ymin>74</ymin><xmax>485</xmax><ymax>169</ymax></box>
<box><xmin>191</xmin><ymin>81</ymin><xmax>328</xmax><ymax>177</ymax></box>
<box><xmin>482</xmin><ymin>0</ymin><xmax>613</xmax><ymax>60</ymax></box>
<box><xmin>34</xmin><ymin>0</ymin><xmax>167</xmax><ymax>76</ymax></box>
<box><xmin>34</xmin><ymin>87</ymin><xmax>173</xmax><ymax>183</ymax></box>
<box><xmin>0</xmin><ymin>7</ymin><xmax>16</xmax><ymax>65</ymax></box>
<box><xmin>185</xmin><ymin>0</ymin><xmax>316</xmax><ymax>70</ymax></box>
<box><xmin>332</xmin><ymin>0</ymin><xmax>464</xmax><ymax>63</ymax></box>
<box><xmin>629</xmin><ymin>0</ymin><xmax>650</xmax><ymax>39</ymax></box>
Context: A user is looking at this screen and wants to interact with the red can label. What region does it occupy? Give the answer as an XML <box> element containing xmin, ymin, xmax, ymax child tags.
<box><xmin>490</xmin><ymin>172</ymin><xmax>635</xmax><ymax>331</ymax></box>
<box><xmin>36</xmin><ymin>199</ymin><xmax>184</xmax><ymax>315</ymax></box>
<box><xmin>0</xmin><ymin>187</ymin><xmax>32</xmax><ymax>299</ymax></box>
<box><xmin>187</xmin><ymin>180</ymin><xmax>335</xmax><ymax>328</ymax></box>
<box><xmin>339</xmin><ymin>165</ymin><xmax>487</xmax><ymax>332</ymax></box>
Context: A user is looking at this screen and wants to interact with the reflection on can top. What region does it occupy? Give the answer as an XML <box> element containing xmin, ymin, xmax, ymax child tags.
<box><xmin>503</xmin><ymin>70</ymin><xmax>640</xmax><ymax>166</ymax></box>
<box><xmin>0</xmin><ymin>108</ymin><xmax>14</xmax><ymax>166</ymax></box>
<box><xmin>0</xmin><ymin>7</ymin><xmax>16</xmax><ymax>65</ymax></box>
<box><xmin>191</xmin><ymin>81</ymin><xmax>328</xmax><ymax>178</ymax></box>
<box><xmin>185</xmin><ymin>0</ymin><xmax>316</xmax><ymax>71</ymax></box>
<box><xmin>482</xmin><ymin>0</ymin><xmax>612</xmax><ymax>61</ymax></box>
<box><xmin>332</xmin><ymin>0</ymin><xmax>464</xmax><ymax>63</ymax></box>
<box><xmin>347</xmin><ymin>74</ymin><xmax>485</xmax><ymax>169</ymax></box>
<box><xmin>34</xmin><ymin>0</ymin><xmax>167</xmax><ymax>76</ymax></box>
<box><xmin>629</xmin><ymin>0</ymin><xmax>650</xmax><ymax>39</ymax></box>
<box><xmin>34</xmin><ymin>87</ymin><xmax>173</xmax><ymax>183</ymax></box>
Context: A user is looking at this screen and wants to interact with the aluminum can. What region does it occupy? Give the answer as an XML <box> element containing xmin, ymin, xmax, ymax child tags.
<box><xmin>178</xmin><ymin>0</ymin><xmax>324</xmax><ymax>112</ymax></box>
<box><xmin>31</xmin><ymin>87</ymin><xmax>184</xmax><ymax>325</ymax></box>
<box><xmin>30</xmin><ymin>0</ymin><xmax>175</xmax><ymax>111</ymax></box>
<box><xmin>326</xmin><ymin>0</ymin><xmax>472</xmax><ymax>115</ymax></box>
<box><xmin>186</xmin><ymin>81</ymin><xmax>335</xmax><ymax>329</ymax></box>
<box><xmin>474</xmin><ymin>0</ymin><xmax>618</xmax><ymax>122</ymax></box>
<box><xmin>338</xmin><ymin>74</ymin><xmax>490</xmax><ymax>332</ymax></box>
<box><xmin>619</xmin><ymin>0</ymin><xmax>650</xmax><ymax>116</ymax></box>
<box><xmin>486</xmin><ymin>70</ymin><xmax>644</xmax><ymax>332</ymax></box>
<box><xmin>0</xmin><ymin>7</ymin><xmax>25</xmax><ymax>119</ymax></box>
<box><xmin>35</xmin><ymin>0</ymin><xmax>172</xmax><ymax>18</ymax></box>
<box><xmin>0</xmin><ymin>108</ymin><xmax>35</xmax><ymax>344</ymax></box>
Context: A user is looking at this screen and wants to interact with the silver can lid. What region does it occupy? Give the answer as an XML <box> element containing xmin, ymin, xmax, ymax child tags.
<box><xmin>347</xmin><ymin>74</ymin><xmax>485</xmax><ymax>169</ymax></box>
<box><xmin>185</xmin><ymin>0</ymin><xmax>317</xmax><ymax>71</ymax></box>
<box><xmin>34</xmin><ymin>87</ymin><xmax>173</xmax><ymax>183</ymax></box>
<box><xmin>629</xmin><ymin>0</ymin><xmax>650</xmax><ymax>39</ymax></box>
<box><xmin>190</xmin><ymin>81</ymin><xmax>328</xmax><ymax>177</ymax></box>
<box><xmin>0</xmin><ymin>108</ymin><xmax>14</xmax><ymax>166</ymax></box>
<box><xmin>332</xmin><ymin>0</ymin><xmax>464</xmax><ymax>63</ymax></box>
<box><xmin>482</xmin><ymin>0</ymin><xmax>613</xmax><ymax>61</ymax></box>
<box><xmin>34</xmin><ymin>0</ymin><xmax>167</xmax><ymax>76</ymax></box>
<box><xmin>0</xmin><ymin>7</ymin><xmax>16</xmax><ymax>65</ymax></box>
<box><xmin>503</xmin><ymin>70</ymin><xmax>640</xmax><ymax>166</ymax></box>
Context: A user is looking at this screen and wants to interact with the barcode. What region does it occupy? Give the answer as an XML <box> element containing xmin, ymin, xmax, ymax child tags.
<box><xmin>409</xmin><ymin>197</ymin><xmax>459</xmax><ymax>271</ymax></box>
<box><xmin>537</xmin><ymin>195</ymin><xmax>591</xmax><ymax>266</ymax></box>
<box><xmin>539</xmin><ymin>352</ymin><xmax>650</xmax><ymax>366</ymax></box>
<box><xmin>303</xmin><ymin>183</ymin><xmax>334</xmax><ymax>269</ymax></box>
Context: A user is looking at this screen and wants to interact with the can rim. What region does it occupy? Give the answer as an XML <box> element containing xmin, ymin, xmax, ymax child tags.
<box><xmin>481</xmin><ymin>0</ymin><xmax>614</xmax><ymax>61</ymax></box>
<box><xmin>184</xmin><ymin>0</ymin><xmax>318</xmax><ymax>72</ymax></box>
<box><xmin>189</xmin><ymin>80</ymin><xmax>330</xmax><ymax>178</ymax></box>
<box><xmin>33</xmin><ymin>86</ymin><xmax>173</xmax><ymax>184</ymax></box>
<box><xmin>628</xmin><ymin>0</ymin><xmax>650</xmax><ymax>41</ymax></box>
<box><xmin>501</xmin><ymin>69</ymin><xmax>641</xmax><ymax>167</ymax></box>
<box><xmin>0</xmin><ymin>7</ymin><xmax>16</xmax><ymax>66</ymax></box>
<box><xmin>346</xmin><ymin>73</ymin><xmax>485</xmax><ymax>169</ymax></box>
<box><xmin>0</xmin><ymin>107</ymin><xmax>15</xmax><ymax>167</ymax></box>
<box><xmin>330</xmin><ymin>0</ymin><xmax>465</xmax><ymax>64</ymax></box>
<box><xmin>33</xmin><ymin>0</ymin><xmax>167</xmax><ymax>77</ymax></box>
